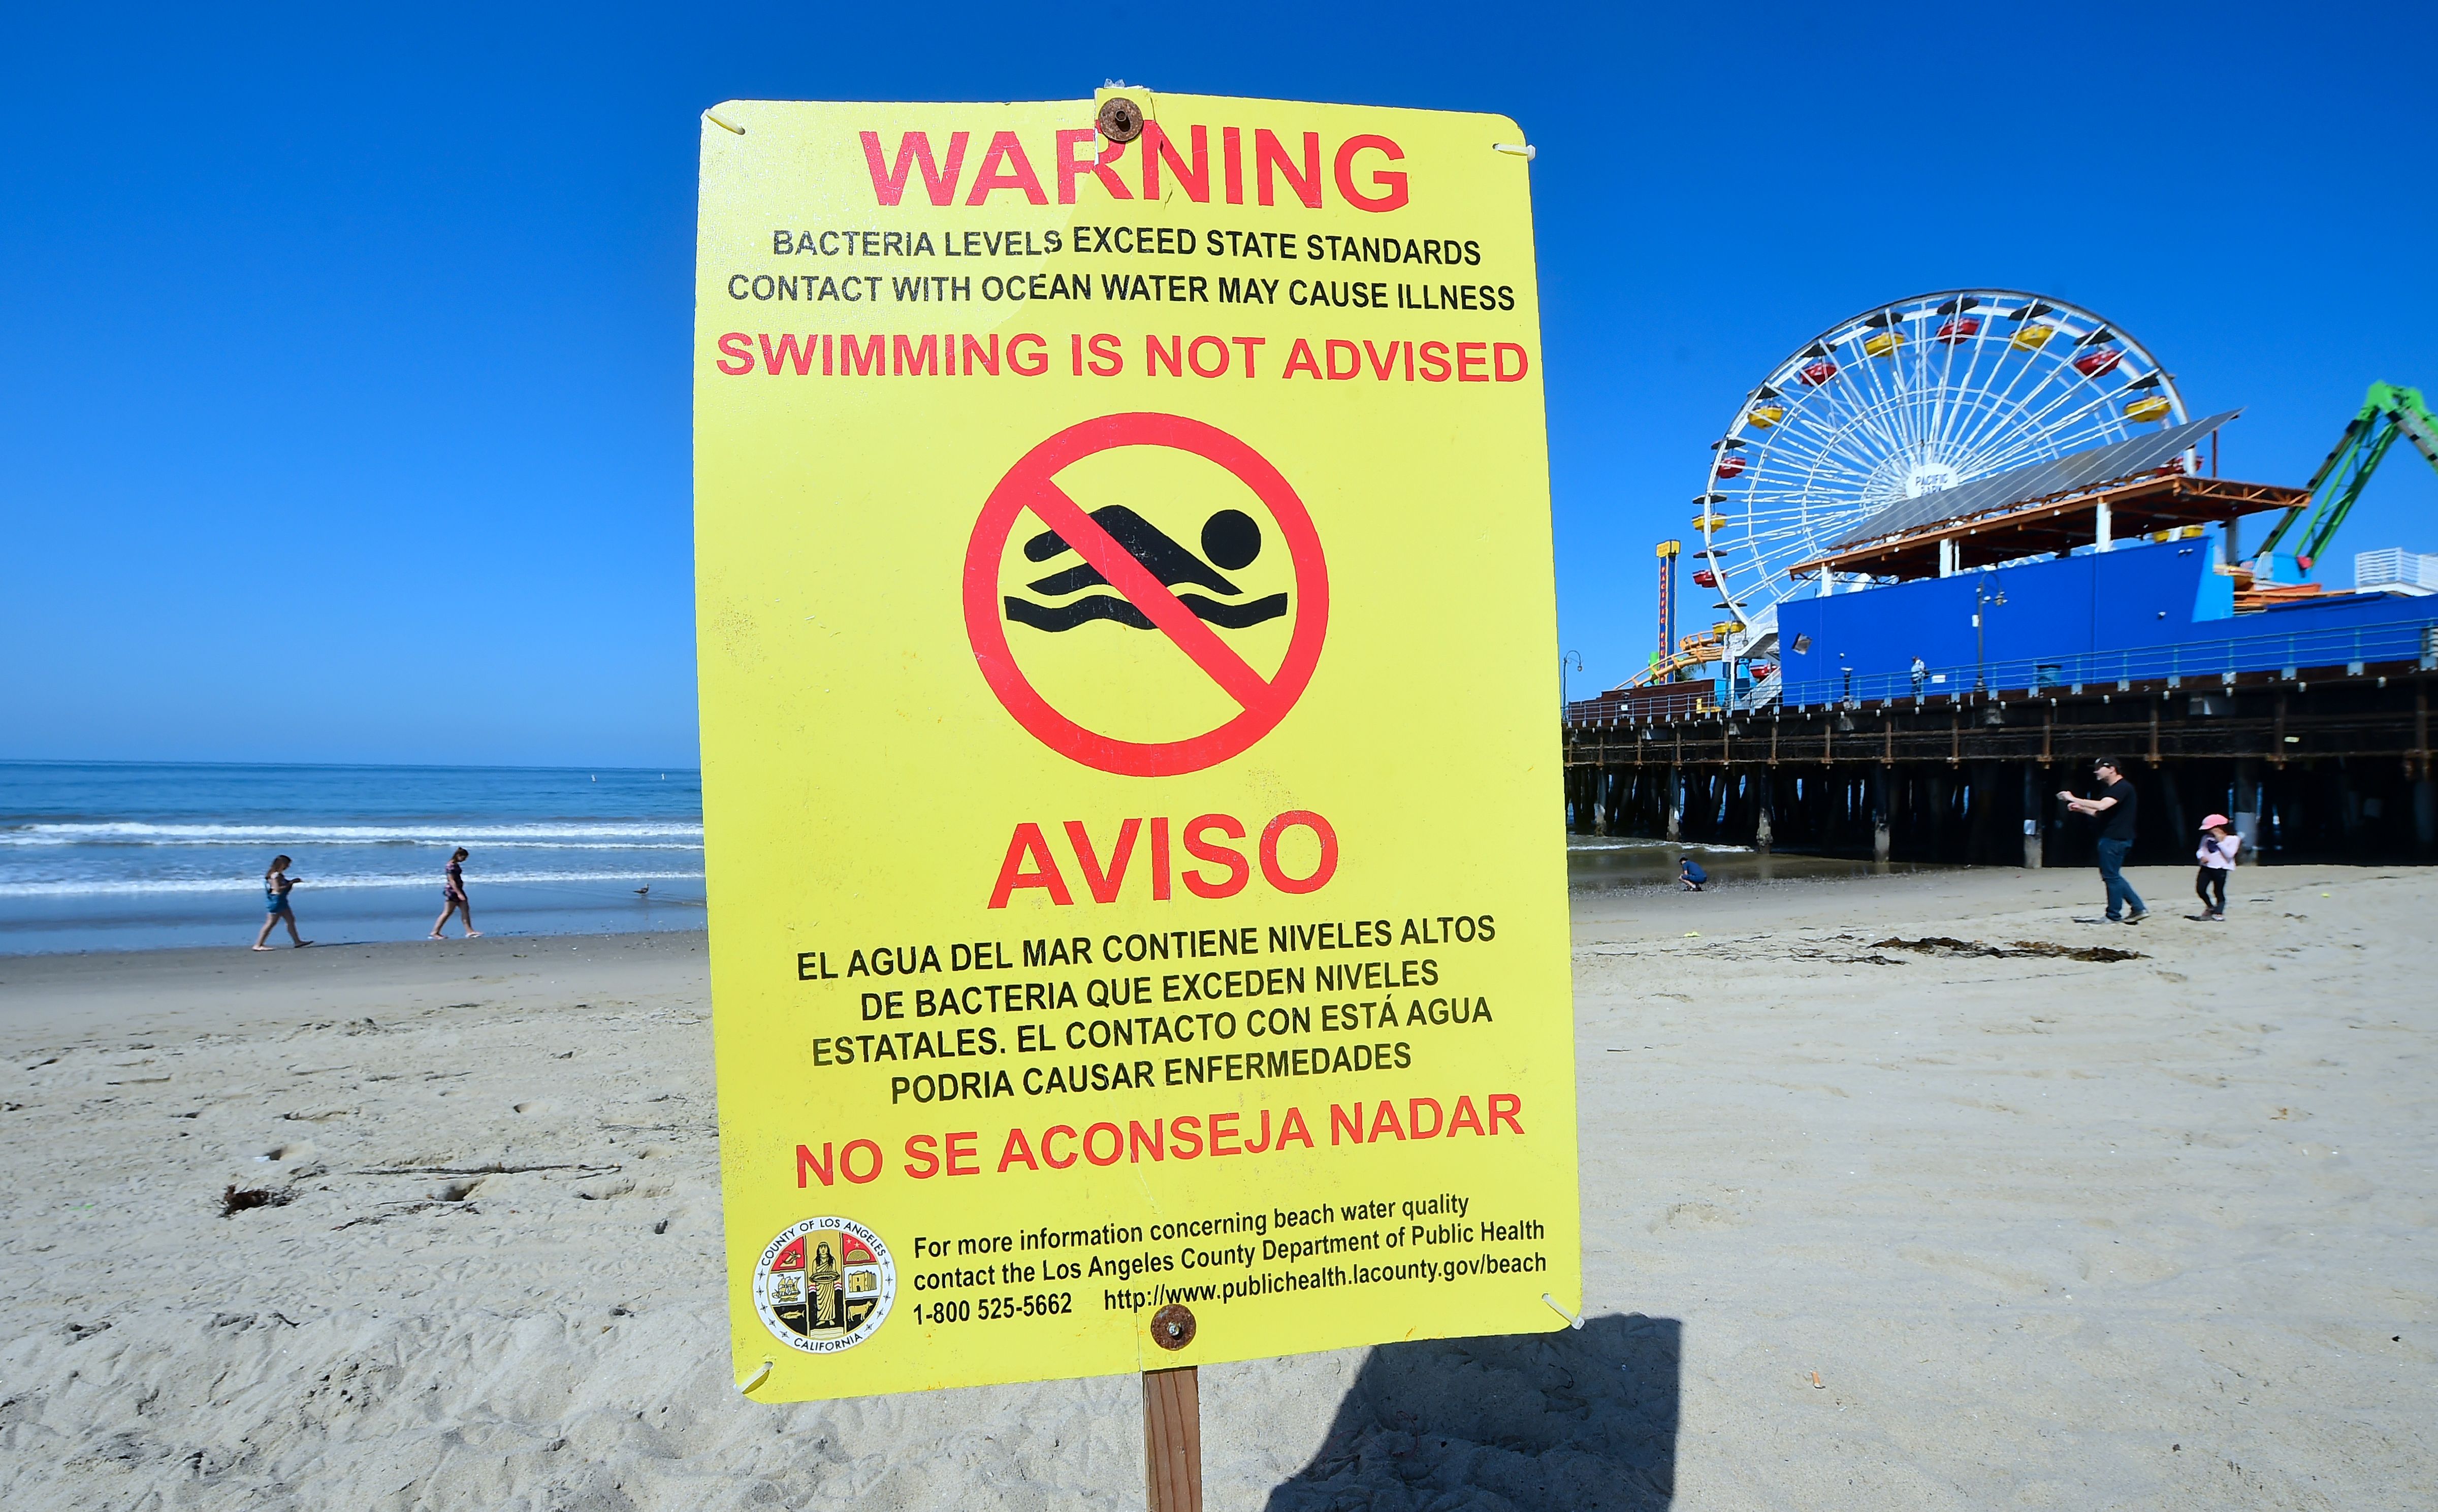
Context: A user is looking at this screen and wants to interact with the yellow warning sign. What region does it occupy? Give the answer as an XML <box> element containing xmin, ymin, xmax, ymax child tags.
<box><xmin>695</xmin><ymin>90</ymin><xmax>1578</xmax><ymax>1402</ymax></box>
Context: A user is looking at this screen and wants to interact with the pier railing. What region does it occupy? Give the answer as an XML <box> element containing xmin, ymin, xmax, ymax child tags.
<box><xmin>1571</xmin><ymin>613</ymin><xmax>2438</xmax><ymax>723</ymax></box>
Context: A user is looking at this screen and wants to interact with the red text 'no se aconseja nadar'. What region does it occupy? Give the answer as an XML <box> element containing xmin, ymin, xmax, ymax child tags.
<box><xmin>796</xmin><ymin>1094</ymin><xmax>1525</xmax><ymax>1184</ymax></box>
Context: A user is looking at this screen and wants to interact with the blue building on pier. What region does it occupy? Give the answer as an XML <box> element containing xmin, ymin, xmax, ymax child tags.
<box><xmin>1774</xmin><ymin>533</ymin><xmax>2436</xmax><ymax>708</ymax></box>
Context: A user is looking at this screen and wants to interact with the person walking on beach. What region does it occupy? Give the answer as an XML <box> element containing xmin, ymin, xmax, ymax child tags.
<box><xmin>2192</xmin><ymin>815</ymin><xmax>2239</xmax><ymax>921</ymax></box>
<box><xmin>430</xmin><ymin>847</ymin><xmax>481</xmax><ymax>939</ymax></box>
<box><xmin>2059</xmin><ymin>759</ymin><xmax>2147</xmax><ymax>924</ymax></box>
<box><xmin>251</xmin><ymin>855</ymin><xmax>311</xmax><ymax>949</ymax></box>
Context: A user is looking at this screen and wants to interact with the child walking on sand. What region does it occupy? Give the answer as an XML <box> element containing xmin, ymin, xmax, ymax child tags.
<box><xmin>251</xmin><ymin>855</ymin><xmax>311</xmax><ymax>949</ymax></box>
<box><xmin>430</xmin><ymin>847</ymin><xmax>481</xmax><ymax>939</ymax></box>
<box><xmin>2193</xmin><ymin>815</ymin><xmax>2238</xmax><ymax>921</ymax></box>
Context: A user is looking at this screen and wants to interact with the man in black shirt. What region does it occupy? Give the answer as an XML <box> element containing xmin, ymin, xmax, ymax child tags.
<box><xmin>2059</xmin><ymin>758</ymin><xmax>2147</xmax><ymax>923</ymax></box>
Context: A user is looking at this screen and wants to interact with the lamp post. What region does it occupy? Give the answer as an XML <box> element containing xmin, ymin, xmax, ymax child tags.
<box><xmin>1973</xmin><ymin>576</ymin><xmax>2008</xmax><ymax>694</ymax></box>
<box><xmin>1560</xmin><ymin>649</ymin><xmax>1582</xmax><ymax>721</ymax></box>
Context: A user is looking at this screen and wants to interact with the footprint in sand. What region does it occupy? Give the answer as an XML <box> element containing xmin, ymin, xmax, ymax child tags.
<box><xmin>1896</xmin><ymin>1244</ymin><xmax>2059</xmax><ymax>1295</ymax></box>
<box><xmin>1653</xmin><ymin>1201</ymin><xmax>1746</xmax><ymax>1233</ymax></box>
<box><xmin>2076</xmin><ymin>1244</ymin><xmax>2184</xmax><ymax>1285</ymax></box>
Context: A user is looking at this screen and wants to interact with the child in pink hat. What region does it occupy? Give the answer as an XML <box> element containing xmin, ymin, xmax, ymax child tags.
<box><xmin>2193</xmin><ymin>815</ymin><xmax>2239</xmax><ymax>921</ymax></box>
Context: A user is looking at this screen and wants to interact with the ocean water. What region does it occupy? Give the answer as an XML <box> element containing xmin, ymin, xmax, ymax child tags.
<box><xmin>1564</xmin><ymin>835</ymin><xmax>1943</xmax><ymax>889</ymax></box>
<box><xmin>0</xmin><ymin>762</ymin><xmax>705</xmax><ymax>955</ymax></box>
<box><xmin>0</xmin><ymin>761</ymin><xmax>1936</xmax><ymax>956</ymax></box>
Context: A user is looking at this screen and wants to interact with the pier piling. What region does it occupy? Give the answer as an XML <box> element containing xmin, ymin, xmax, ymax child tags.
<box><xmin>1564</xmin><ymin>669</ymin><xmax>2438</xmax><ymax>866</ymax></box>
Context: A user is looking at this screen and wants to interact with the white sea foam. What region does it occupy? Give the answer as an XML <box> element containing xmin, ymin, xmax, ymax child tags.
<box><xmin>0</xmin><ymin>871</ymin><xmax>704</xmax><ymax>899</ymax></box>
<box><xmin>0</xmin><ymin>821</ymin><xmax>701</xmax><ymax>846</ymax></box>
<box><xmin>0</xmin><ymin>763</ymin><xmax>708</xmax><ymax>950</ymax></box>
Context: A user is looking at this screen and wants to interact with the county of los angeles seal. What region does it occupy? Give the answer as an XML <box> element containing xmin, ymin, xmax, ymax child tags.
<box><xmin>753</xmin><ymin>1217</ymin><xmax>896</xmax><ymax>1353</ymax></box>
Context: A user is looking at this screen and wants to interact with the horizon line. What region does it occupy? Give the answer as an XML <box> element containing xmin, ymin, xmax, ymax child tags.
<box><xmin>0</xmin><ymin>758</ymin><xmax>703</xmax><ymax>776</ymax></box>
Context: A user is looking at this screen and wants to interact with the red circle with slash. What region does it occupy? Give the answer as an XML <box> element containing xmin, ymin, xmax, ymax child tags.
<box><xmin>962</xmin><ymin>413</ymin><xmax>1329</xmax><ymax>778</ymax></box>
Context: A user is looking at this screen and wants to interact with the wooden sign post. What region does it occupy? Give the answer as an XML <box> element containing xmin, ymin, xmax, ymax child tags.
<box><xmin>1144</xmin><ymin>1305</ymin><xmax>1201</xmax><ymax>1510</ymax></box>
<box><xmin>1143</xmin><ymin>1366</ymin><xmax>1201</xmax><ymax>1512</ymax></box>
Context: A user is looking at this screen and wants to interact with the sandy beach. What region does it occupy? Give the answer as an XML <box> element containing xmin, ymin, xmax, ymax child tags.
<box><xmin>2</xmin><ymin>863</ymin><xmax>2429</xmax><ymax>1509</ymax></box>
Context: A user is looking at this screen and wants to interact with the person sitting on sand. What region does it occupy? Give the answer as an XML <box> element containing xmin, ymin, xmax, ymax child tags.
<box><xmin>430</xmin><ymin>847</ymin><xmax>481</xmax><ymax>939</ymax></box>
<box><xmin>1679</xmin><ymin>857</ymin><xmax>1707</xmax><ymax>892</ymax></box>
<box><xmin>252</xmin><ymin>855</ymin><xmax>311</xmax><ymax>950</ymax></box>
<box><xmin>2193</xmin><ymin>815</ymin><xmax>2238</xmax><ymax>922</ymax></box>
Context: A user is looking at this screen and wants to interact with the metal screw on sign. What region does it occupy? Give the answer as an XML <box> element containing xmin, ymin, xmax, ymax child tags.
<box><xmin>1098</xmin><ymin>96</ymin><xmax>1144</xmax><ymax>143</ymax></box>
<box><xmin>1150</xmin><ymin>1303</ymin><xmax>1196</xmax><ymax>1350</ymax></box>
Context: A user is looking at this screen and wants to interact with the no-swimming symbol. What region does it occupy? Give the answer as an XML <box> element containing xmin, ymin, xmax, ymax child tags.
<box><xmin>1004</xmin><ymin>506</ymin><xmax>1289</xmax><ymax>633</ymax></box>
<box><xmin>963</xmin><ymin>412</ymin><xmax>1330</xmax><ymax>778</ymax></box>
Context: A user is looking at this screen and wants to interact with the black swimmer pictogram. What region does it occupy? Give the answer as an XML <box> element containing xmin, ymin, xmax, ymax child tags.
<box><xmin>964</xmin><ymin>412</ymin><xmax>1329</xmax><ymax>776</ymax></box>
<box><xmin>1004</xmin><ymin>505</ymin><xmax>1289</xmax><ymax>633</ymax></box>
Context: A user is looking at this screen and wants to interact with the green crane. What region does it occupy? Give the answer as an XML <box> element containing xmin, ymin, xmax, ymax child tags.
<box><xmin>2256</xmin><ymin>381</ymin><xmax>2438</xmax><ymax>571</ymax></box>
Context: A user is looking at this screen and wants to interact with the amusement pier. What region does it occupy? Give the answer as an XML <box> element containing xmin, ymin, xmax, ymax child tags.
<box><xmin>1565</xmin><ymin>288</ymin><xmax>2438</xmax><ymax>866</ymax></box>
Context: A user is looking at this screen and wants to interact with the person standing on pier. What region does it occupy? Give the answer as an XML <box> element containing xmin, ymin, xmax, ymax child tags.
<box><xmin>2060</xmin><ymin>759</ymin><xmax>2147</xmax><ymax>924</ymax></box>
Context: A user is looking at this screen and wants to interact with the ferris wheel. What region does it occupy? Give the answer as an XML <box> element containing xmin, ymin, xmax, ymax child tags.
<box><xmin>1693</xmin><ymin>289</ymin><xmax>2188</xmax><ymax>633</ymax></box>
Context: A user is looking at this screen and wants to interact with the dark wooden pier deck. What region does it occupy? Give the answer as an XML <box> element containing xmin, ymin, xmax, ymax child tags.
<box><xmin>1563</xmin><ymin>662</ymin><xmax>2437</xmax><ymax>867</ymax></box>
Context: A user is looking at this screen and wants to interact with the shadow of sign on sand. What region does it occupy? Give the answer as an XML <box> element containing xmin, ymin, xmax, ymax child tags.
<box><xmin>1265</xmin><ymin>1313</ymin><xmax>1680</xmax><ymax>1510</ymax></box>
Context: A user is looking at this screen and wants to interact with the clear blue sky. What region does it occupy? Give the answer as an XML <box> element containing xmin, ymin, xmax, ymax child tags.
<box><xmin>5</xmin><ymin>4</ymin><xmax>2432</xmax><ymax>767</ymax></box>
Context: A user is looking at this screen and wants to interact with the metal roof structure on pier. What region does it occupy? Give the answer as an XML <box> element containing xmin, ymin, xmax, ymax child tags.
<box><xmin>1836</xmin><ymin>411</ymin><xmax>2235</xmax><ymax>547</ymax></box>
<box><xmin>1790</xmin><ymin>411</ymin><xmax>2307</xmax><ymax>582</ymax></box>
